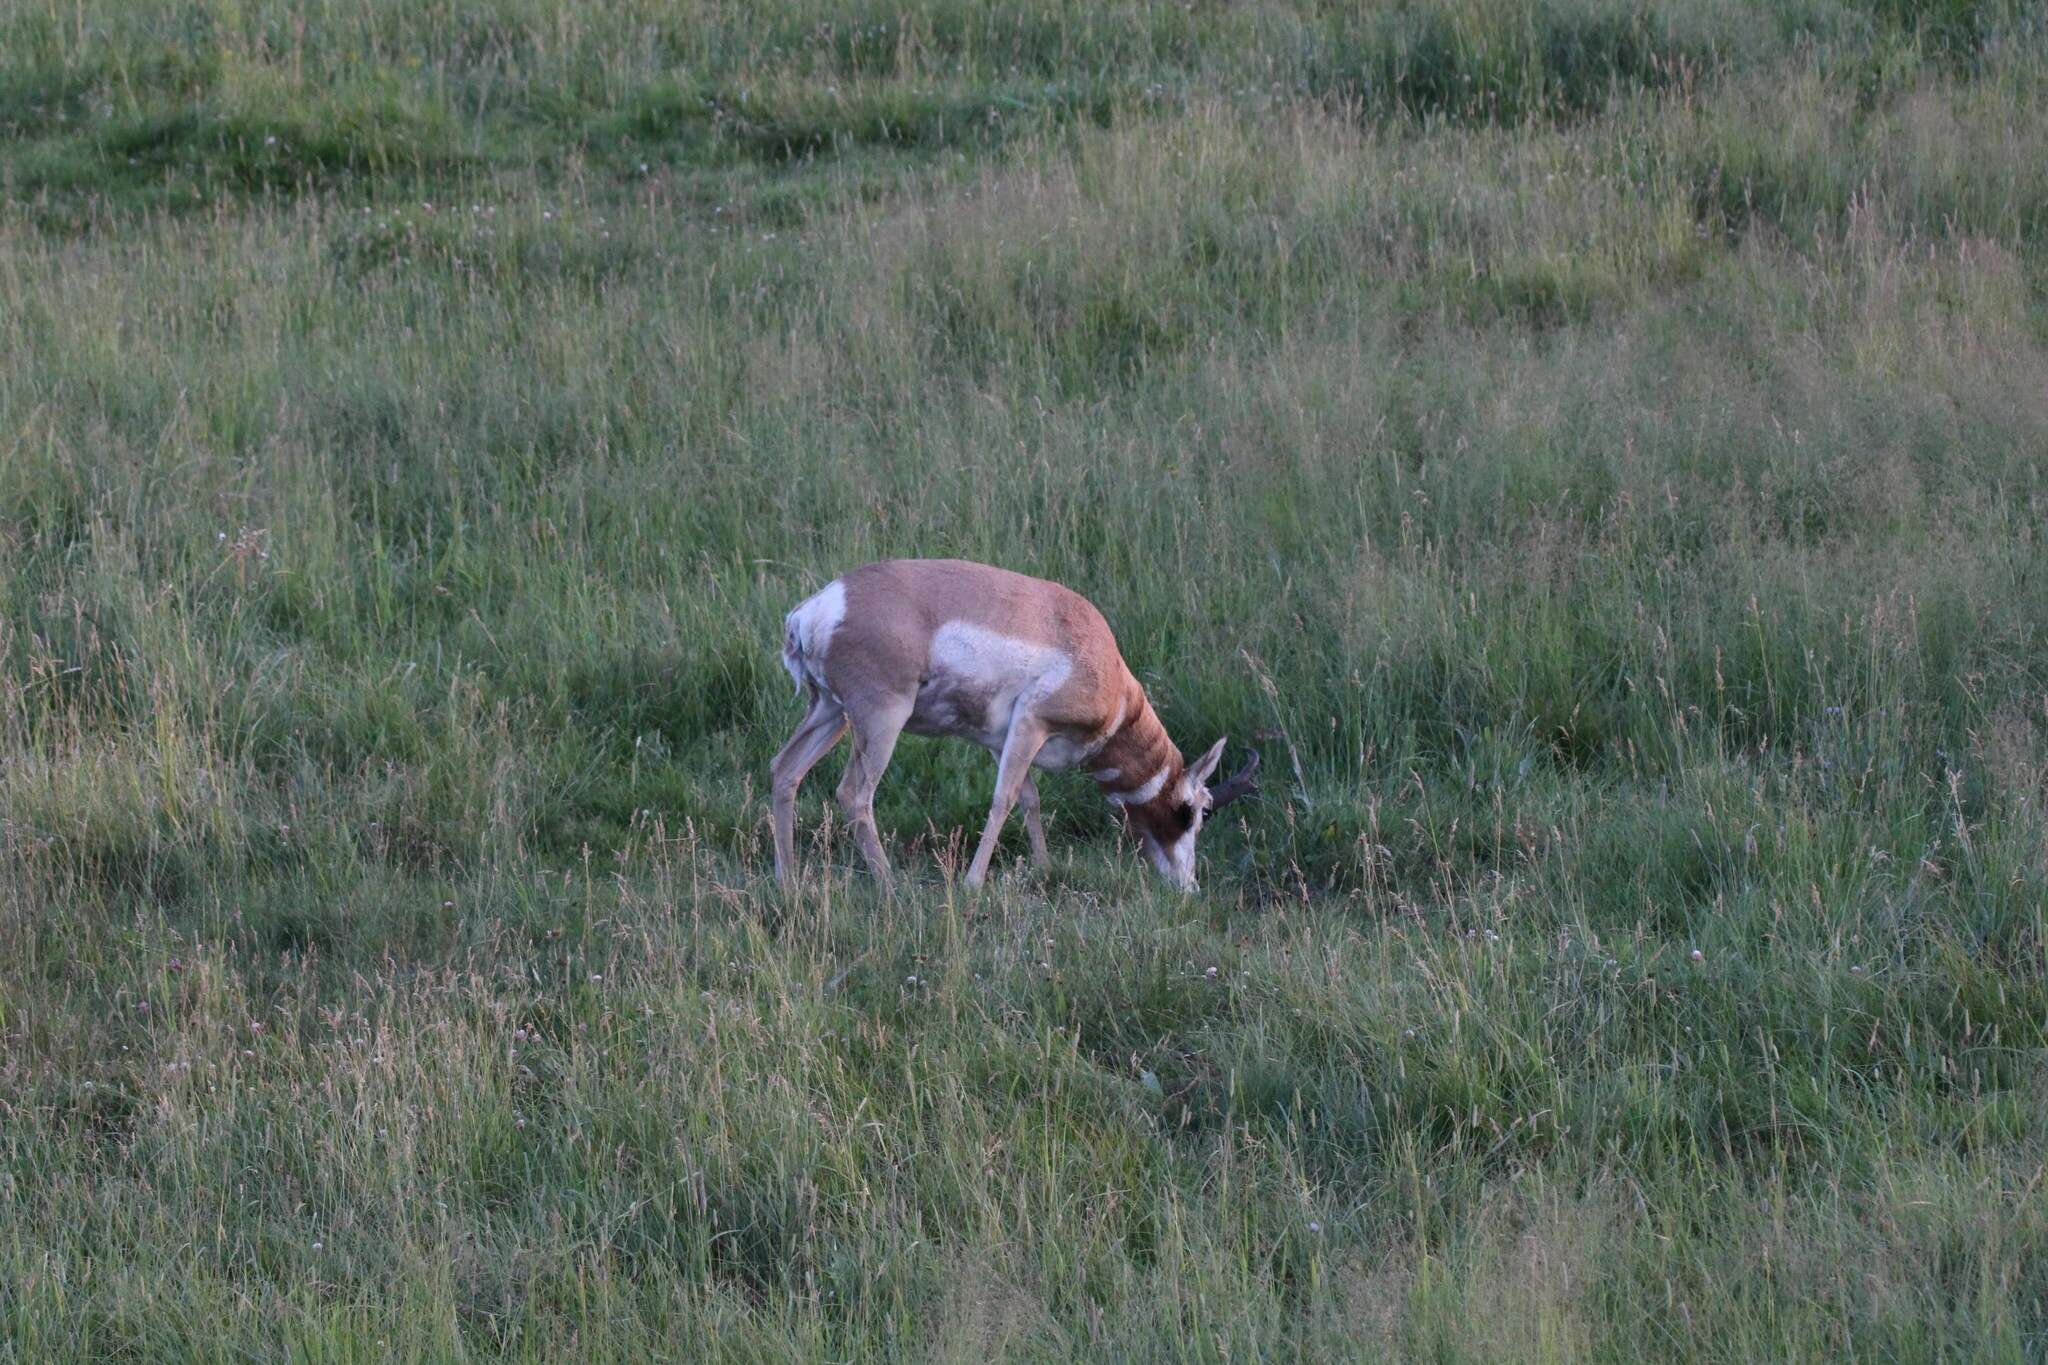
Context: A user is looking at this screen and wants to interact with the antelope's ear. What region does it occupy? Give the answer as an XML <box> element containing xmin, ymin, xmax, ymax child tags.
<box><xmin>1187</xmin><ymin>737</ymin><xmax>1229</xmax><ymax>791</ymax></box>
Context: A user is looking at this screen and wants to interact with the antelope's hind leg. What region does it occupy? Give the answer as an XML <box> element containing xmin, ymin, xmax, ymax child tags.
<box><xmin>836</xmin><ymin>696</ymin><xmax>913</xmax><ymax>893</ymax></box>
<box><xmin>771</xmin><ymin>689</ymin><xmax>848</xmax><ymax>888</ymax></box>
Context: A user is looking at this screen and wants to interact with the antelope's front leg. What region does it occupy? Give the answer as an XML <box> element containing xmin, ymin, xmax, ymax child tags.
<box><xmin>965</xmin><ymin>718</ymin><xmax>1048</xmax><ymax>887</ymax></box>
<box><xmin>1017</xmin><ymin>775</ymin><xmax>1051</xmax><ymax>869</ymax></box>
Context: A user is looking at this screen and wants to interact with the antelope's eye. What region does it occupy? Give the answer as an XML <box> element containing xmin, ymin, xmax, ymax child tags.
<box><xmin>1171</xmin><ymin>803</ymin><xmax>1196</xmax><ymax>832</ymax></box>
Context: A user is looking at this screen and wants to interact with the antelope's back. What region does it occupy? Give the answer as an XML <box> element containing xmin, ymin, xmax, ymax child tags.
<box><xmin>786</xmin><ymin>559</ymin><xmax>1126</xmax><ymax>709</ymax></box>
<box><xmin>846</xmin><ymin>558</ymin><xmax>1115</xmax><ymax>653</ymax></box>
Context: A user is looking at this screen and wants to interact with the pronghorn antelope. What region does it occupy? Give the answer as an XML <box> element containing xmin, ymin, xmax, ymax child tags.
<box><xmin>772</xmin><ymin>558</ymin><xmax>1259</xmax><ymax>892</ymax></box>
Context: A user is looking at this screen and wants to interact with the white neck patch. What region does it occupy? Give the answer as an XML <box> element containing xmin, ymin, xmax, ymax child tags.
<box><xmin>1107</xmin><ymin>764</ymin><xmax>1169</xmax><ymax>807</ymax></box>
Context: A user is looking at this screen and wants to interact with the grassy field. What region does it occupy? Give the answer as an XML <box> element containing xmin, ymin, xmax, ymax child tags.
<box><xmin>4</xmin><ymin>0</ymin><xmax>2048</xmax><ymax>1358</ymax></box>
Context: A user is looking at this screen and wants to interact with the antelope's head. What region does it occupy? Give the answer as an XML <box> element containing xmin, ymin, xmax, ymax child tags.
<box><xmin>1126</xmin><ymin>742</ymin><xmax>1261</xmax><ymax>891</ymax></box>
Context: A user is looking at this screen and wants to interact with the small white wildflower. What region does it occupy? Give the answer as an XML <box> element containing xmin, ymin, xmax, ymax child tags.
<box><xmin>311</xmin><ymin>1241</ymin><xmax>322</xmax><ymax>1251</ymax></box>
<box><xmin>1309</xmin><ymin>1221</ymin><xmax>1322</xmax><ymax>1233</ymax></box>
<box><xmin>589</xmin><ymin>973</ymin><xmax>602</xmax><ymax>983</ymax></box>
<box><xmin>1690</xmin><ymin>948</ymin><xmax>1704</xmax><ymax>962</ymax></box>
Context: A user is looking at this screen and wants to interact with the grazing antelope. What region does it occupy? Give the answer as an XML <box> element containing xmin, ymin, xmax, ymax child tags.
<box><xmin>772</xmin><ymin>558</ymin><xmax>1259</xmax><ymax>892</ymax></box>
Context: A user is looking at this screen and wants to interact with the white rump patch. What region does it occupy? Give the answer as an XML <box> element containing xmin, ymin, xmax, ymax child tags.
<box><xmin>782</xmin><ymin>579</ymin><xmax>847</xmax><ymax>698</ymax></box>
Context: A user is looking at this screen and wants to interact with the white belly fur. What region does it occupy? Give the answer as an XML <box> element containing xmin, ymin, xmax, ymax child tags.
<box><xmin>922</xmin><ymin>621</ymin><xmax>1075</xmax><ymax>758</ymax></box>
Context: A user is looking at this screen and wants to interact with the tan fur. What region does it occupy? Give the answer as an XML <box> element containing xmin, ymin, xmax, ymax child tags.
<box><xmin>770</xmin><ymin>559</ymin><xmax>1218</xmax><ymax>891</ymax></box>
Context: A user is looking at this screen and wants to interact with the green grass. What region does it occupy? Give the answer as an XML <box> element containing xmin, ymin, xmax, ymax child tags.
<box><xmin>4</xmin><ymin>0</ymin><xmax>2048</xmax><ymax>1358</ymax></box>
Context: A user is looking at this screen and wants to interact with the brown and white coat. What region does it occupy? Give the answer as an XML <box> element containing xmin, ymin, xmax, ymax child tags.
<box><xmin>770</xmin><ymin>558</ymin><xmax>1257</xmax><ymax>891</ymax></box>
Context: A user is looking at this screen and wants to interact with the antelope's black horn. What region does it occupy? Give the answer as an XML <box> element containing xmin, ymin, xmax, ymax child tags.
<box><xmin>1207</xmin><ymin>750</ymin><xmax>1261</xmax><ymax>811</ymax></box>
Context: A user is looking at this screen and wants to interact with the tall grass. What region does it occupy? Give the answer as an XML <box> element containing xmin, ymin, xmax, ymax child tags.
<box><xmin>4</xmin><ymin>0</ymin><xmax>2047</xmax><ymax>1358</ymax></box>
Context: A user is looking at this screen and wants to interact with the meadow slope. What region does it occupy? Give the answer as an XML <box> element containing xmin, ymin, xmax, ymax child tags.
<box><xmin>3</xmin><ymin>0</ymin><xmax>2048</xmax><ymax>1358</ymax></box>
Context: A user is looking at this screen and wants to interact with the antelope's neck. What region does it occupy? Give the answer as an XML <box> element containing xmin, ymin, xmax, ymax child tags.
<box><xmin>1088</xmin><ymin>686</ymin><xmax>1181</xmax><ymax>807</ymax></box>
